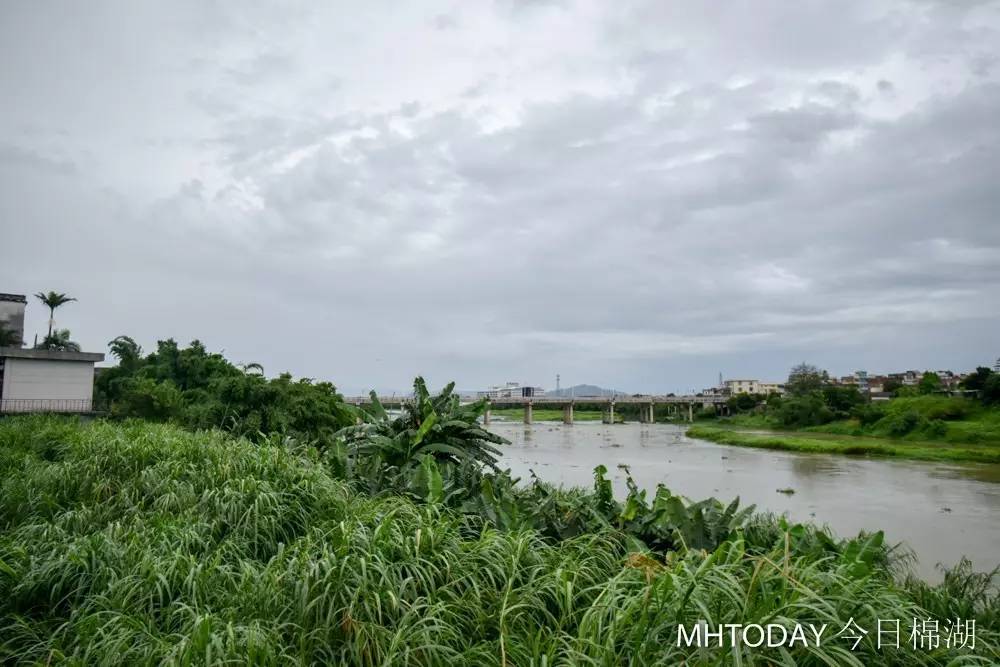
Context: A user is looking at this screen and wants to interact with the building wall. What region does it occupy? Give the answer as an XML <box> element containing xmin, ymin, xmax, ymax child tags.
<box><xmin>725</xmin><ymin>379</ymin><xmax>760</xmax><ymax>394</ymax></box>
<box><xmin>1</xmin><ymin>358</ymin><xmax>95</xmax><ymax>402</ymax></box>
<box><xmin>0</xmin><ymin>298</ymin><xmax>26</xmax><ymax>345</ymax></box>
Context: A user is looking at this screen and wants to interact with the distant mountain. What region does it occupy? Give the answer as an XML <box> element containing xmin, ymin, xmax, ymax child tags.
<box><xmin>547</xmin><ymin>384</ymin><xmax>624</xmax><ymax>397</ymax></box>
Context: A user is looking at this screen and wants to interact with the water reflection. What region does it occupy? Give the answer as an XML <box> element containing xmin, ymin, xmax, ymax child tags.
<box><xmin>493</xmin><ymin>421</ymin><xmax>1000</xmax><ymax>582</ymax></box>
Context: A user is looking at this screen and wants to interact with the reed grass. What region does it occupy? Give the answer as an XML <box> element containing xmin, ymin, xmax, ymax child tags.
<box><xmin>1</xmin><ymin>416</ymin><xmax>996</xmax><ymax>665</ymax></box>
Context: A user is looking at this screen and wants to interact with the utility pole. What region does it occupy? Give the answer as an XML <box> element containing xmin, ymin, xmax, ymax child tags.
<box><xmin>556</xmin><ymin>373</ymin><xmax>560</xmax><ymax>392</ymax></box>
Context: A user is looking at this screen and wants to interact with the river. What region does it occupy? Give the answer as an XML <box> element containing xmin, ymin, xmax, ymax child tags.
<box><xmin>491</xmin><ymin>421</ymin><xmax>1000</xmax><ymax>581</ymax></box>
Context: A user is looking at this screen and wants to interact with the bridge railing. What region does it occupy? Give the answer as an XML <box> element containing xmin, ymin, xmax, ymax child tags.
<box><xmin>345</xmin><ymin>395</ymin><xmax>727</xmax><ymax>405</ymax></box>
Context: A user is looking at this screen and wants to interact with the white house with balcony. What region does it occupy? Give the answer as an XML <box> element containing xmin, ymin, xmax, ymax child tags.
<box><xmin>0</xmin><ymin>293</ymin><xmax>104</xmax><ymax>413</ymax></box>
<box><xmin>723</xmin><ymin>379</ymin><xmax>785</xmax><ymax>396</ymax></box>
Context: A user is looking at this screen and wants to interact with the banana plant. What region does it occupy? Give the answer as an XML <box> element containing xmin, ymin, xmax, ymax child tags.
<box><xmin>338</xmin><ymin>377</ymin><xmax>507</xmax><ymax>469</ymax></box>
<box><xmin>335</xmin><ymin>377</ymin><xmax>509</xmax><ymax>504</ymax></box>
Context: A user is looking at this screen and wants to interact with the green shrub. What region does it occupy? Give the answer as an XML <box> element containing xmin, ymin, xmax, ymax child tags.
<box><xmin>880</xmin><ymin>409</ymin><xmax>922</xmax><ymax>436</ymax></box>
<box><xmin>852</xmin><ymin>403</ymin><xmax>887</xmax><ymax>426</ymax></box>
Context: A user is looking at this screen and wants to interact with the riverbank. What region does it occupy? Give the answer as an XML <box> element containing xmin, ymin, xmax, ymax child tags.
<box><xmin>687</xmin><ymin>424</ymin><xmax>1000</xmax><ymax>463</ymax></box>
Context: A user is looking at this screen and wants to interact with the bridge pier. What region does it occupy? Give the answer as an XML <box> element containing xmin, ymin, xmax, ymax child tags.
<box><xmin>562</xmin><ymin>403</ymin><xmax>574</xmax><ymax>424</ymax></box>
<box><xmin>645</xmin><ymin>403</ymin><xmax>655</xmax><ymax>424</ymax></box>
<box><xmin>687</xmin><ymin>403</ymin><xmax>694</xmax><ymax>422</ymax></box>
<box><xmin>524</xmin><ymin>402</ymin><xmax>533</xmax><ymax>425</ymax></box>
<box><xmin>603</xmin><ymin>401</ymin><xmax>615</xmax><ymax>424</ymax></box>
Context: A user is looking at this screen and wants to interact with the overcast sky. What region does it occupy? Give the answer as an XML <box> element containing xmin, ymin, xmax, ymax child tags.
<box><xmin>2</xmin><ymin>1</ymin><xmax>999</xmax><ymax>395</ymax></box>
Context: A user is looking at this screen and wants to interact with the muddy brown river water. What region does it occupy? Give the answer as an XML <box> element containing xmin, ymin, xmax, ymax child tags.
<box><xmin>491</xmin><ymin>421</ymin><xmax>1000</xmax><ymax>582</ymax></box>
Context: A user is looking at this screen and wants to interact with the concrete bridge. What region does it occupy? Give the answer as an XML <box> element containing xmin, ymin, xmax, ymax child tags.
<box><xmin>346</xmin><ymin>394</ymin><xmax>729</xmax><ymax>424</ymax></box>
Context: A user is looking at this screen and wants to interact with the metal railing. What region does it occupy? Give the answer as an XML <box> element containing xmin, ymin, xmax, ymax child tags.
<box><xmin>0</xmin><ymin>398</ymin><xmax>96</xmax><ymax>414</ymax></box>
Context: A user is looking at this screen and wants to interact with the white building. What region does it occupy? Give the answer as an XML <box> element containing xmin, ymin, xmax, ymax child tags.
<box><xmin>478</xmin><ymin>382</ymin><xmax>545</xmax><ymax>399</ymax></box>
<box><xmin>0</xmin><ymin>347</ymin><xmax>105</xmax><ymax>412</ymax></box>
<box><xmin>724</xmin><ymin>379</ymin><xmax>785</xmax><ymax>395</ymax></box>
<box><xmin>0</xmin><ymin>293</ymin><xmax>104</xmax><ymax>413</ymax></box>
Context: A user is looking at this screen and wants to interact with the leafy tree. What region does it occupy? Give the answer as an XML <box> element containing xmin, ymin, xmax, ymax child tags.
<box><xmin>727</xmin><ymin>392</ymin><xmax>762</xmax><ymax>412</ymax></box>
<box><xmin>984</xmin><ymin>374</ymin><xmax>1000</xmax><ymax>406</ymax></box>
<box><xmin>918</xmin><ymin>371</ymin><xmax>942</xmax><ymax>395</ymax></box>
<box><xmin>108</xmin><ymin>335</ymin><xmax>143</xmax><ymax>370</ymax></box>
<box><xmin>775</xmin><ymin>393</ymin><xmax>834</xmax><ymax>428</ymax></box>
<box><xmin>34</xmin><ymin>291</ymin><xmax>76</xmax><ymax>338</ymax></box>
<box><xmin>98</xmin><ymin>336</ymin><xmax>356</xmax><ymax>443</ymax></box>
<box><xmin>822</xmin><ymin>385</ymin><xmax>864</xmax><ymax>418</ymax></box>
<box><xmin>961</xmin><ymin>367</ymin><xmax>994</xmax><ymax>392</ymax></box>
<box><xmin>35</xmin><ymin>329</ymin><xmax>80</xmax><ymax>352</ymax></box>
<box><xmin>883</xmin><ymin>378</ymin><xmax>904</xmax><ymax>395</ymax></box>
<box><xmin>785</xmin><ymin>363</ymin><xmax>827</xmax><ymax>396</ymax></box>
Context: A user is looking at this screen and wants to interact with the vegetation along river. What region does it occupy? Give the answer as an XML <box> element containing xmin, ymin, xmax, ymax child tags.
<box><xmin>491</xmin><ymin>421</ymin><xmax>1000</xmax><ymax>582</ymax></box>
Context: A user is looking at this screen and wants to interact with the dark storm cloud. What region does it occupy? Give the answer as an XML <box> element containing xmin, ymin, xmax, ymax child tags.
<box><xmin>1</xmin><ymin>0</ymin><xmax>998</xmax><ymax>394</ymax></box>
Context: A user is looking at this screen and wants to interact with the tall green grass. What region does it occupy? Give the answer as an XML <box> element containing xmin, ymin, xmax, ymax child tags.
<box><xmin>1</xmin><ymin>417</ymin><xmax>997</xmax><ymax>665</ymax></box>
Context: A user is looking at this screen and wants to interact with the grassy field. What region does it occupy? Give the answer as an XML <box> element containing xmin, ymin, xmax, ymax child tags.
<box><xmin>689</xmin><ymin>397</ymin><xmax>1000</xmax><ymax>463</ymax></box>
<box><xmin>488</xmin><ymin>407</ymin><xmax>609</xmax><ymax>421</ymax></box>
<box><xmin>687</xmin><ymin>425</ymin><xmax>1000</xmax><ymax>463</ymax></box>
<box><xmin>2</xmin><ymin>416</ymin><xmax>997</xmax><ymax>664</ymax></box>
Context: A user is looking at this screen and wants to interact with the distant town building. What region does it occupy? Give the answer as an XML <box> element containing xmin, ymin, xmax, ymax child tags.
<box><xmin>887</xmin><ymin>370</ymin><xmax>920</xmax><ymax>386</ymax></box>
<box><xmin>478</xmin><ymin>382</ymin><xmax>545</xmax><ymax>399</ymax></box>
<box><xmin>723</xmin><ymin>379</ymin><xmax>785</xmax><ymax>396</ymax></box>
<box><xmin>0</xmin><ymin>293</ymin><xmax>104</xmax><ymax>413</ymax></box>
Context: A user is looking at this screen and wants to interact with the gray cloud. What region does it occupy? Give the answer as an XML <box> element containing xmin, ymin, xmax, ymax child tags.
<box><xmin>1</xmin><ymin>0</ymin><xmax>998</xmax><ymax>394</ymax></box>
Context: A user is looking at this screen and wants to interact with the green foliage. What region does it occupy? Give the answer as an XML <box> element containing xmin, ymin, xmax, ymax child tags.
<box><xmin>881</xmin><ymin>408</ymin><xmax>923</xmax><ymax>436</ymax></box>
<box><xmin>905</xmin><ymin>559</ymin><xmax>1000</xmax><ymax>630</ymax></box>
<box><xmin>775</xmin><ymin>392</ymin><xmax>834</xmax><ymax>428</ymax></box>
<box><xmin>34</xmin><ymin>328</ymin><xmax>80</xmax><ymax>352</ymax></box>
<box><xmin>985</xmin><ymin>374</ymin><xmax>1000</xmax><ymax>406</ymax></box>
<box><xmin>727</xmin><ymin>392</ymin><xmax>764</xmax><ymax>412</ymax></box>
<box><xmin>852</xmin><ymin>402</ymin><xmax>887</xmax><ymax>426</ymax></box>
<box><xmin>785</xmin><ymin>362</ymin><xmax>827</xmax><ymax>396</ymax></box>
<box><xmin>919</xmin><ymin>371</ymin><xmax>943</xmax><ymax>395</ymax></box>
<box><xmin>33</xmin><ymin>291</ymin><xmax>76</xmax><ymax>337</ymax></box>
<box><xmin>1</xmin><ymin>417</ymin><xmax>996</xmax><ymax>665</ymax></box>
<box><xmin>336</xmin><ymin>379</ymin><xmax>507</xmax><ymax>503</ymax></box>
<box><xmin>821</xmin><ymin>385</ymin><xmax>864</xmax><ymax>417</ymax></box>
<box><xmin>97</xmin><ymin>338</ymin><xmax>356</xmax><ymax>445</ymax></box>
<box><xmin>962</xmin><ymin>366</ymin><xmax>994</xmax><ymax>392</ymax></box>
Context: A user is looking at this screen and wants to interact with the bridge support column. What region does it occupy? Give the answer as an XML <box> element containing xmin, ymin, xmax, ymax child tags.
<box><xmin>562</xmin><ymin>403</ymin><xmax>574</xmax><ymax>424</ymax></box>
<box><xmin>687</xmin><ymin>403</ymin><xmax>694</xmax><ymax>422</ymax></box>
<box><xmin>646</xmin><ymin>403</ymin><xmax>655</xmax><ymax>424</ymax></box>
<box><xmin>603</xmin><ymin>401</ymin><xmax>615</xmax><ymax>424</ymax></box>
<box><xmin>524</xmin><ymin>402</ymin><xmax>533</xmax><ymax>425</ymax></box>
<box><xmin>483</xmin><ymin>403</ymin><xmax>491</xmax><ymax>426</ymax></box>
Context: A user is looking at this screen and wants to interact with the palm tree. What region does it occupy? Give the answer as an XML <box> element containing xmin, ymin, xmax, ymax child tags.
<box><xmin>37</xmin><ymin>329</ymin><xmax>81</xmax><ymax>352</ymax></box>
<box><xmin>108</xmin><ymin>335</ymin><xmax>143</xmax><ymax>370</ymax></box>
<box><xmin>34</xmin><ymin>291</ymin><xmax>77</xmax><ymax>337</ymax></box>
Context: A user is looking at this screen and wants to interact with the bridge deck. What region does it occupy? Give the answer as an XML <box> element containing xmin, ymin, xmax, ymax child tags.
<box><xmin>348</xmin><ymin>395</ymin><xmax>725</xmax><ymax>406</ymax></box>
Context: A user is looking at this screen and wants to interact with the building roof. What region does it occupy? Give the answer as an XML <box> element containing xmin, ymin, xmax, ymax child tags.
<box><xmin>0</xmin><ymin>293</ymin><xmax>27</xmax><ymax>303</ymax></box>
<box><xmin>0</xmin><ymin>347</ymin><xmax>104</xmax><ymax>362</ymax></box>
